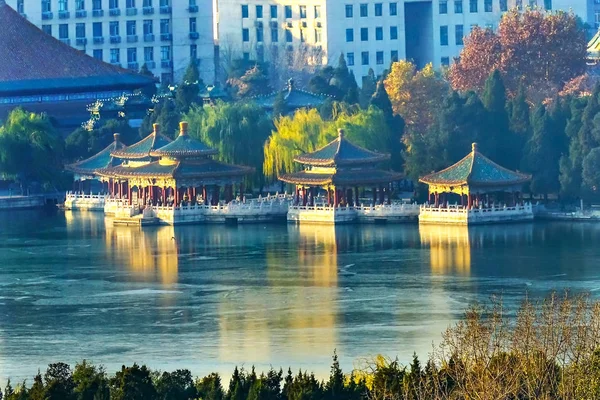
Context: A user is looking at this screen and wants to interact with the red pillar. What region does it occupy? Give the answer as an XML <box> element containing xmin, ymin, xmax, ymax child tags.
<box><xmin>379</xmin><ymin>185</ymin><xmax>384</xmax><ymax>205</ymax></box>
<box><xmin>355</xmin><ymin>187</ymin><xmax>360</xmax><ymax>207</ymax></box>
<box><xmin>372</xmin><ymin>187</ymin><xmax>377</xmax><ymax>206</ymax></box>
<box><xmin>334</xmin><ymin>189</ymin><xmax>339</xmax><ymax>207</ymax></box>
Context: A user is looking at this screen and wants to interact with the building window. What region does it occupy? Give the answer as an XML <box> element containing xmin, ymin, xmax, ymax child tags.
<box><xmin>93</xmin><ymin>0</ymin><xmax>102</xmax><ymax>10</ymax></box>
<box><xmin>59</xmin><ymin>24</ymin><xmax>69</xmax><ymax>39</ymax></box>
<box><xmin>454</xmin><ymin>0</ymin><xmax>463</xmax><ymax>13</ymax></box>
<box><xmin>93</xmin><ymin>22</ymin><xmax>102</xmax><ymax>36</ymax></box>
<box><xmin>347</xmin><ymin>52</ymin><xmax>354</xmax><ymax>66</ymax></box>
<box><xmin>544</xmin><ymin>0</ymin><xmax>552</xmax><ymax>10</ymax></box>
<box><xmin>161</xmin><ymin>45</ymin><xmax>171</xmax><ymax>61</ymax></box>
<box><xmin>361</xmin><ymin>27</ymin><xmax>368</xmax><ymax>41</ymax></box>
<box><xmin>500</xmin><ymin>0</ymin><xmax>507</xmax><ymax>10</ymax></box>
<box><xmin>346</xmin><ymin>28</ymin><xmax>354</xmax><ymax>42</ymax></box>
<box><xmin>375</xmin><ymin>3</ymin><xmax>382</xmax><ymax>16</ymax></box>
<box><xmin>270</xmin><ymin>5</ymin><xmax>277</xmax><ymax>18</ymax></box>
<box><xmin>76</xmin><ymin>0</ymin><xmax>85</xmax><ymax>10</ymax></box>
<box><xmin>439</xmin><ymin>1</ymin><xmax>448</xmax><ymax>14</ymax></box>
<box><xmin>469</xmin><ymin>0</ymin><xmax>477</xmax><ymax>12</ymax></box>
<box><xmin>59</xmin><ymin>0</ymin><xmax>68</xmax><ymax>11</ymax></box>
<box><xmin>257</xmin><ymin>26</ymin><xmax>264</xmax><ymax>42</ymax></box>
<box><xmin>42</xmin><ymin>24</ymin><xmax>52</xmax><ymax>35</ymax></box>
<box><xmin>76</xmin><ymin>23</ymin><xmax>85</xmax><ymax>37</ymax></box>
<box><xmin>42</xmin><ymin>0</ymin><xmax>51</xmax><ymax>12</ymax></box>
<box><xmin>455</xmin><ymin>24</ymin><xmax>463</xmax><ymax>45</ymax></box>
<box><xmin>110</xmin><ymin>48</ymin><xmax>120</xmax><ymax>63</ymax></box>
<box><xmin>110</xmin><ymin>21</ymin><xmax>119</xmax><ymax>36</ymax></box>
<box><xmin>127</xmin><ymin>0</ymin><xmax>135</xmax><ymax>7</ymax></box>
<box><xmin>144</xmin><ymin>46</ymin><xmax>154</xmax><ymax>61</ymax></box>
<box><xmin>391</xmin><ymin>50</ymin><xmax>398</xmax><ymax>61</ymax></box>
<box><xmin>484</xmin><ymin>0</ymin><xmax>492</xmax><ymax>11</ymax></box>
<box><xmin>109</xmin><ymin>0</ymin><xmax>118</xmax><ymax>9</ymax></box>
<box><xmin>255</xmin><ymin>5</ymin><xmax>263</xmax><ymax>18</ymax></box>
<box><xmin>361</xmin><ymin>51</ymin><xmax>369</xmax><ymax>65</ymax></box>
<box><xmin>285</xmin><ymin>29</ymin><xmax>292</xmax><ymax>42</ymax></box>
<box><xmin>375</xmin><ymin>26</ymin><xmax>383</xmax><ymax>40</ymax></box>
<box><xmin>390</xmin><ymin>26</ymin><xmax>398</xmax><ymax>40</ymax></box>
<box><xmin>299</xmin><ymin>5</ymin><xmax>307</xmax><ymax>18</ymax></box>
<box><xmin>285</xmin><ymin>5</ymin><xmax>292</xmax><ymax>18</ymax></box>
<box><xmin>143</xmin><ymin>20</ymin><xmax>153</xmax><ymax>34</ymax></box>
<box><xmin>360</xmin><ymin>3</ymin><xmax>368</xmax><ymax>16</ymax></box>
<box><xmin>127</xmin><ymin>48</ymin><xmax>137</xmax><ymax>63</ymax></box>
<box><xmin>93</xmin><ymin>49</ymin><xmax>103</xmax><ymax>60</ymax></box>
<box><xmin>241</xmin><ymin>4</ymin><xmax>248</xmax><ymax>18</ymax></box>
<box><xmin>314</xmin><ymin>5</ymin><xmax>321</xmax><ymax>18</ymax></box>
<box><xmin>390</xmin><ymin>2</ymin><xmax>397</xmax><ymax>15</ymax></box>
<box><xmin>190</xmin><ymin>44</ymin><xmax>197</xmax><ymax>60</ymax></box>
<box><xmin>189</xmin><ymin>17</ymin><xmax>197</xmax><ymax>33</ymax></box>
<box><xmin>441</xmin><ymin>56</ymin><xmax>450</xmax><ymax>66</ymax></box>
<box><xmin>271</xmin><ymin>28</ymin><xmax>278</xmax><ymax>42</ymax></box>
<box><xmin>440</xmin><ymin>25</ymin><xmax>448</xmax><ymax>46</ymax></box>
<box><xmin>143</xmin><ymin>0</ymin><xmax>152</xmax><ymax>6</ymax></box>
<box><xmin>345</xmin><ymin>4</ymin><xmax>353</xmax><ymax>17</ymax></box>
<box><xmin>315</xmin><ymin>29</ymin><xmax>321</xmax><ymax>42</ymax></box>
<box><xmin>376</xmin><ymin>51</ymin><xmax>384</xmax><ymax>64</ymax></box>
<box><xmin>127</xmin><ymin>20</ymin><xmax>136</xmax><ymax>35</ymax></box>
<box><xmin>160</xmin><ymin>19</ymin><xmax>170</xmax><ymax>34</ymax></box>
<box><xmin>242</xmin><ymin>28</ymin><xmax>249</xmax><ymax>42</ymax></box>
<box><xmin>17</xmin><ymin>0</ymin><xmax>24</xmax><ymax>13</ymax></box>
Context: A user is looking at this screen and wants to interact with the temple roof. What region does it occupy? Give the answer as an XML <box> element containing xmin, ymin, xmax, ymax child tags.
<box><xmin>588</xmin><ymin>30</ymin><xmax>600</xmax><ymax>62</ymax></box>
<box><xmin>111</xmin><ymin>124</ymin><xmax>172</xmax><ymax>160</ymax></box>
<box><xmin>65</xmin><ymin>133</ymin><xmax>126</xmax><ymax>176</ymax></box>
<box><xmin>279</xmin><ymin>168</ymin><xmax>402</xmax><ymax>186</ymax></box>
<box><xmin>0</xmin><ymin>1</ymin><xmax>154</xmax><ymax>95</ymax></box>
<box><xmin>419</xmin><ymin>143</ymin><xmax>531</xmax><ymax>187</ymax></box>
<box><xmin>149</xmin><ymin>122</ymin><xmax>218</xmax><ymax>158</ymax></box>
<box><xmin>97</xmin><ymin>158</ymin><xmax>252</xmax><ymax>179</ymax></box>
<box><xmin>252</xmin><ymin>79</ymin><xmax>329</xmax><ymax>110</ymax></box>
<box><xmin>295</xmin><ymin>129</ymin><xmax>390</xmax><ymax>167</ymax></box>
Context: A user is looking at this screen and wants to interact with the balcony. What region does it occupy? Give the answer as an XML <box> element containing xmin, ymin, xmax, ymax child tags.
<box><xmin>75</xmin><ymin>10</ymin><xmax>87</xmax><ymax>17</ymax></box>
<box><xmin>58</xmin><ymin>11</ymin><xmax>70</xmax><ymax>19</ymax></box>
<box><xmin>92</xmin><ymin>9</ymin><xmax>104</xmax><ymax>17</ymax></box>
<box><xmin>126</xmin><ymin>8</ymin><xmax>137</xmax><ymax>16</ymax></box>
<box><xmin>145</xmin><ymin>61</ymin><xmax>156</xmax><ymax>69</ymax></box>
<box><xmin>109</xmin><ymin>8</ymin><xmax>121</xmax><ymax>16</ymax></box>
<box><xmin>189</xmin><ymin>32</ymin><xmax>199</xmax><ymax>40</ymax></box>
<box><xmin>93</xmin><ymin>36</ymin><xmax>104</xmax><ymax>44</ymax></box>
<box><xmin>161</xmin><ymin>60</ymin><xmax>173</xmax><ymax>68</ymax></box>
<box><xmin>126</xmin><ymin>35</ymin><xmax>138</xmax><ymax>43</ymax></box>
<box><xmin>59</xmin><ymin>38</ymin><xmax>71</xmax><ymax>45</ymax></box>
<box><xmin>160</xmin><ymin>33</ymin><xmax>172</xmax><ymax>41</ymax></box>
<box><xmin>144</xmin><ymin>34</ymin><xmax>155</xmax><ymax>42</ymax></box>
<box><xmin>142</xmin><ymin>6</ymin><xmax>154</xmax><ymax>14</ymax></box>
<box><xmin>127</xmin><ymin>62</ymin><xmax>139</xmax><ymax>70</ymax></box>
<box><xmin>159</xmin><ymin>6</ymin><xmax>172</xmax><ymax>14</ymax></box>
<box><xmin>76</xmin><ymin>38</ymin><xmax>88</xmax><ymax>45</ymax></box>
<box><xmin>110</xmin><ymin>36</ymin><xmax>122</xmax><ymax>43</ymax></box>
<box><xmin>42</xmin><ymin>12</ymin><xmax>53</xmax><ymax>20</ymax></box>
<box><xmin>188</xmin><ymin>5</ymin><xmax>198</xmax><ymax>12</ymax></box>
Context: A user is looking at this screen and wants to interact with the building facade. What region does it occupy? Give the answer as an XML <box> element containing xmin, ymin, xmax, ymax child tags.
<box><xmin>6</xmin><ymin>0</ymin><xmax>215</xmax><ymax>84</ymax></box>
<box><xmin>215</xmin><ymin>0</ymin><xmax>593</xmax><ymax>84</ymax></box>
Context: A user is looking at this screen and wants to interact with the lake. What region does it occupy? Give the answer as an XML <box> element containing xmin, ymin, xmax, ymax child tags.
<box><xmin>1</xmin><ymin>210</ymin><xmax>600</xmax><ymax>382</ymax></box>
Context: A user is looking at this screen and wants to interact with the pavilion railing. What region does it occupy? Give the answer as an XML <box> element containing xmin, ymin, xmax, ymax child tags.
<box><xmin>420</xmin><ymin>203</ymin><xmax>532</xmax><ymax>214</ymax></box>
<box><xmin>66</xmin><ymin>191</ymin><xmax>108</xmax><ymax>201</ymax></box>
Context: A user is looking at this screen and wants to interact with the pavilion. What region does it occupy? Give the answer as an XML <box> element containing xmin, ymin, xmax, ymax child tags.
<box><xmin>0</xmin><ymin>0</ymin><xmax>155</xmax><ymax>132</ymax></box>
<box><xmin>252</xmin><ymin>79</ymin><xmax>328</xmax><ymax>113</ymax></box>
<box><xmin>419</xmin><ymin>143</ymin><xmax>533</xmax><ymax>225</ymax></box>
<box><xmin>280</xmin><ymin>129</ymin><xmax>418</xmax><ymax>224</ymax></box>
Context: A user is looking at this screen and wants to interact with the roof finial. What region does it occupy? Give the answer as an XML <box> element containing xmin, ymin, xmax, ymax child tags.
<box><xmin>113</xmin><ymin>133</ymin><xmax>121</xmax><ymax>142</ymax></box>
<box><xmin>338</xmin><ymin>128</ymin><xmax>345</xmax><ymax>139</ymax></box>
<box><xmin>153</xmin><ymin>123</ymin><xmax>160</xmax><ymax>135</ymax></box>
<box><xmin>472</xmin><ymin>142</ymin><xmax>478</xmax><ymax>152</ymax></box>
<box><xmin>179</xmin><ymin>121</ymin><xmax>188</xmax><ymax>136</ymax></box>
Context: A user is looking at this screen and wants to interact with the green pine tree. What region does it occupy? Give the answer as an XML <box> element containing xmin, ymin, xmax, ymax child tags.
<box><xmin>370</xmin><ymin>80</ymin><xmax>405</xmax><ymax>171</ymax></box>
<box><xmin>360</xmin><ymin>68</ymin><xmax>377</xmax><ymax>108</ymax></box>
<box><xmin>481</xmin><ymin>70</ymin><xmax>514</xmax><ymax>168</ymax></box>
<box><xmin>175</xmin><ymin>61</ymin><xmax>203</xmax><ymax>113</ymax></box>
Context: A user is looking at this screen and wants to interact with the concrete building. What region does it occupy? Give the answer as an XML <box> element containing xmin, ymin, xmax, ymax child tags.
<box><xmin>215</xmin><ymin>0</ymin><xmax>593</xmax><ymax>84</ymax></box>
<box><xmin>6</xmin><ymin>0</ymin><xmax>215</xmax><ymax>84</ymax></box>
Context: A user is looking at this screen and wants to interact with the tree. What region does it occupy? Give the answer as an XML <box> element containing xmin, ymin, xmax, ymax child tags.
<box><xmin>155</xmin><ymin>369</ymin><xmax>197</xmax><ymax>400</ymax></box>
<box><xmin>449</xmin><ymin>9</ymin><xmax>587</xmax><ymax>100</ymax></box>
<box><xmin>508</xmin><ymin>84</ymin><xmax>532</xmax><ymax>149</ymax></box>
<box><xmin>360</xmin><ymin>68</ymin><xmax>377</xmax><ymax>108</ymax></box>
<box><xmin>560</xmin><ymin>96</ymin><xmax>588</xmax><ymax>198</ymax></box>
<box><xmin>370</xmin><ymin>80</ymin><xmax>405</xmax><ymax>171</ymax></box>
<box><xmin>582</xmin><ymin>148</ymin><xmax>600</xmax><ymax>197</ymax></box>
<box><xmin>110</xmin><ymin>364</ymin><xmax>156</xmax><ymax>400</ymax></box>
<box><xmin>65</xmin><ymin>119</ymin><xmax>138</xmax><ymax>161</ymax></box>
<box><xmin>308</xmin><ymin>54</ymin><xmax>360</xmax><ymax>104</ymax></box>
<box><xmin>28</xmin><ymin>372</ymin><xmax>44</xmax><ymax>400</ymax></box>
<box><xmin>175</xmin><ymin>61</ymin><xmax>203</xmax><ymax>113</ymax></box>
<box><xmin>272</xmin><ymin>90</ymin><xmax>287</xmax><ymax>118</ymax></box>
<box><xmin>72</xmin><ymin>360</ymin><xmax>109</xmax><ymax>400</ymax></box>
<box><xmin>44</xmin><ymin>362</ymin><xmax>76</xmax><ymax>400</ymax></box>
<box><xmin>195</xmin><ymin>373</ymin><xmax>224</xmax><ymax>400</ymax></box>
<box><xmin>325</xmin><ymin>352</ymin><xmax>345</xmax><ymax>400</ymax></box>
<box><xmin>139</xmin><ymin>64</ymin><xmax>157</xmax><ymax>98</ymax></box>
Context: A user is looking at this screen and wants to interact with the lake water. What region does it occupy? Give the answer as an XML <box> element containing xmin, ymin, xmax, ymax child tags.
<box><xmin>1</xmin><ymin>210</ymin><xmax>600</xmax><ymax>383</ymax></box>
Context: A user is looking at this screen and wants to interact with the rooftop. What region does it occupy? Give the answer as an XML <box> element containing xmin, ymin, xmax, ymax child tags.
<box><xmin>252</xmin><ymin>79</ymin><xmax>329</xmax><ymax>110</ymax></box>
<box><xmin>111</xmin><ymin>124</ymin><xmax>172</xmax><ymax>160</ymax></box>
<box><xmin>65</xmin><ymin>133</ymin><xmax>126</xmax><ymax>176</ymax></box>
<box><xmin>149</xmin><ymin>122</ymin><xmax>219</xmax><ymax>159</ymax></box>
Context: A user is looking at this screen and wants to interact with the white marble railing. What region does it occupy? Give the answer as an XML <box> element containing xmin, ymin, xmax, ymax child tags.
<box><xmin>66</xmin><ymin>192</ymin><xmax>108</xmax><ymax>201</ymax></box>
<box><xmin>419</xmin><ymin>203</ymin><xmax>534</xmax><ymax>224</ymax></box>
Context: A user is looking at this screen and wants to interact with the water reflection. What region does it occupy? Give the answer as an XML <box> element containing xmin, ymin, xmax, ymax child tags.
<box><xmin>419</xmin><ymin>225</ymin><xmax>471</xmax><ymax>275</ymax></box>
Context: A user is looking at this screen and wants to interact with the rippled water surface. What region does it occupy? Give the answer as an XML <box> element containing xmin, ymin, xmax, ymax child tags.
<box><xmin>1</xmin><ymin>210</ymin><xmax>600</xmax><ymax>382</ymax></box>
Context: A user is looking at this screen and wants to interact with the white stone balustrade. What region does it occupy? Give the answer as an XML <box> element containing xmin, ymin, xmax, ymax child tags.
<box><xmin>419</xmin><ymin>203</ymin><xmax>534</xmax><ymax>225</ymax></box>
<box><xmin>64</xmin><ymin>191</ymin><xmax>107</xmax><ymax>211</ymax></box>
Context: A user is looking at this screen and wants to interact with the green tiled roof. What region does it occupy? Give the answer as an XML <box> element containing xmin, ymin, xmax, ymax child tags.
<box><xmin>98</xmin><ymin>159</ymin><xmax>252</xmax><ymax>179</ymax></box>
<box><xmin>295</xmin><ymin>130</ymin><xmax>389</xmax><ymax>167</ymax></box>
<box><xmin>111</xmin><ymin>128</ymin><xmax>172</xmax><ymax>160</ymax></box>
<box><xmin>419</xmin><ymin>143</ymin><xmax>531</xmax><ymax>187</ymax></box>
<box><xmin>252</xmin><ymin>79</ymin><xmax>329</xmax><ymax>110</ymax></box>
<box><xmin>280</xmin><ymin>168</ymin><xmax>402</xmax><ymax>186</ymax></box>
<box><xmin>150</xmin><ymin>128</ymin><xmax>218</xmax><ymax>158</ymax></box>
<box><xmin>65</xmin><ymin>136</ymin><xmax>125</xmax><ymax>175</ymax></box>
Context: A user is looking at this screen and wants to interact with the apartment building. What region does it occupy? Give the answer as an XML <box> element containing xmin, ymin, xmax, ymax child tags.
<box><xmin>6</xmin><ymin>0</ymin><xmax>215</xmax><ymax>84</ymax></box>
<box><xmin>215</xmin><ymin>0</ymin><xmax>593</xmax><ymax>84</ymax></box>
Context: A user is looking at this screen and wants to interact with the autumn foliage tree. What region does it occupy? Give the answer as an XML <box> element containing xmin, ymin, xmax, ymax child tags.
<box><xmin>449</xmin><ymin>9</ymin><xmax>586</xmax><ymax>100</ymax></box>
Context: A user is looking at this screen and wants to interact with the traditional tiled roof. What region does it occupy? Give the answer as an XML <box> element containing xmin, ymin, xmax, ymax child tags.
<box><xmin>0</xmin><ymin>1</ymin><xmax>154</xmax><ymax>95</ymax></box>
<box><xmin>419</xmin><ymin>143</ymin><xmax>531</xmax><ymax>187</ymax></box>
<box><xmin>97</xmin><ymin>159</ymin><xmax>252</xmax><ymax>179</ymax></box>
<box><xmin>111</xmin><ymin>123</ymin><xmax>172</xmax><ymax>160</ymax></box>
<box><xmin>279</xmin><ymin>169</ymin><xmax>402</xmax><ymax>186</ymax></box>
<box><xmin>295</xmin><ymin>129</ymin><xmax>389</xmax><ymax>167</ymax></box>
<box><xmin>150</xmin><ymin>122</ymin><xmax>218</xmax><ymax>158</ymax></box>
<box><xmin>252</xmin><ymin>79</ymin><xmax>329</xmax><ymax>110</ymax></box>
<box><xmin>65</xmin><ymin>133</ymin><xmax>125</xmax><ymax>175</ymax></box>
